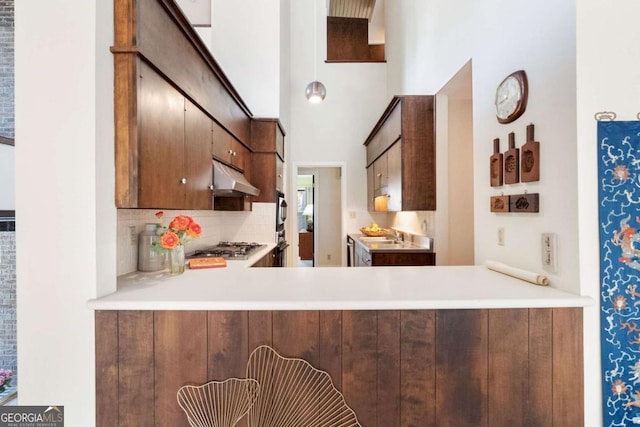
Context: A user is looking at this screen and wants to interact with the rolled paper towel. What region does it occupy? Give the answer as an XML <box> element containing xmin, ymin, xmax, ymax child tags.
<box><xmin>485</xmin><ymin>260</ymin><xmax>550</xmax><ymax>286</ymax></box>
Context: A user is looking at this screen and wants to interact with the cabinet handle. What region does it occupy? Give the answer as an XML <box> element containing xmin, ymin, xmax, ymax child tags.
<box><xmin>208</xmin><ymin>184</ymin><xmax>214</xmax><ymax>190</ymax></box>
<box><xmin>228</xmin><ymin>149</ymin><xmax>233</xmax><ymax>154</ymax></box>
<box><xmin>180</xmin><ymin>178</ymin><xmax>187</xmax><ymax>184</ymax></box>
<box><xmin>377</xmin><ymin>173</ymin><xmax>382</xmax><ymax>177</ymax></box>
<box><xmin>278</xmin><ymin>174</ymin><xmax>283</xmax><ymax>178</ymax></box>
<box><xmin>232</xmin><ymin>151</ymin><xmax>237</xmax><ymax>156</ymax></box>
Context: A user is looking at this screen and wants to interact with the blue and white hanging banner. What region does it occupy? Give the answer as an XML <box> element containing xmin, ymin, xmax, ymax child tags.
<box><xmin>599</xmin><ymin>121</ymin><xmax>640</xmax><ymax>426</ymax></box>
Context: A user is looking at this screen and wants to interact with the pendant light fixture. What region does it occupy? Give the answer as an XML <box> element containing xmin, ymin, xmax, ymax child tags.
<box><xmin>305</xmin><ymin>0</ymin><xmax>326</xmax><ymax>103</ymax></box>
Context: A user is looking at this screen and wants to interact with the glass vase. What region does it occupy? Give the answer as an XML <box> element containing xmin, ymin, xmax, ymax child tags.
<box><xmin>169</xmin><ymin>245</ymin><xmax>186</xmax><ymax>275</ymax></box>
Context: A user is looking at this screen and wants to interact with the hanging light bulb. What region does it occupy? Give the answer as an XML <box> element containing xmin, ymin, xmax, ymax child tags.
<box><xmin>305</xmin><ymin>81</ymin><xmax>326</xmax><ymax>103</ymax></box>
<box><xmin>306</xmin><ymin>0</ymin><xmax>326</xmax><ymax>103</ymax></box>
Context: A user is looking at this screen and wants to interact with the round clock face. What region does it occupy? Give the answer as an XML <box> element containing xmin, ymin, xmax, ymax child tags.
<box><xmin>495</xmin><ymin>71</ymin><xmax>528</xmax><ymax>124</ymax></box>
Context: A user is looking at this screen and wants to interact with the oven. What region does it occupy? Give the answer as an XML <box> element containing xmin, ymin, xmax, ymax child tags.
<box><xmin>273</xmin><ymin>240</ymin><xmax>289</xmax><ymax>267</ymax></box>
<box><xmin>346</xmin><ymin>235</ymin><xmax>355</xmax><ymax>267</ymax></box>
<box><xmin>276</xmin><ymin>191</ymin><xmax>287</xmax><ymax>231</ymax></box>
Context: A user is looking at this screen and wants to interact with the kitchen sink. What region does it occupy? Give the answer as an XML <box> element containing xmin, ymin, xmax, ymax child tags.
<box><xmin>368</xmin><ymin>242</ymin><xmax>405</xmax><ymax>249</ymax></box>
<box><xmin>359</xmin><ymin>236</ymin><xmax>395</xmax><ymax>243</ymax></box>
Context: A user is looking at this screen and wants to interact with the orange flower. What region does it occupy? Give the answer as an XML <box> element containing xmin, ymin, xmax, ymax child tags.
<box><xmin>160</xmin><ymin>231</ymin><xmax>180</xmax><ymax>249</ymax></box>
<box><xmin>169</xmin><ymin>215</ymin><xmax>192</xmax><ymax>231</ymax></box>
<box><xmin>187</xmin><ymin>222</ymin><xmax>202</xmax><ymax>238</ymax></box>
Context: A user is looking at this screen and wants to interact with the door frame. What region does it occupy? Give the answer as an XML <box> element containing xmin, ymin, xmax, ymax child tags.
<box><xmin>289</xmin><ymin>161</ymin><xmax>347</xmax><ymax>267</ymax></box>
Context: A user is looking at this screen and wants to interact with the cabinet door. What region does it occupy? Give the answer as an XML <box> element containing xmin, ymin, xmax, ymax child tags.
<box><xmin>386</xmin><ymin>141</ymin><xmax>402</xmax><ymax>211</ymax></box>
<box><xmin>251</xmin><ymin>249</ymin><xmax>275</xmax><ymax>267</ymax></box>
<box><xmin>276</xmin><ymin>125</ymin><xmax>285</xmax><ymax>160</ymax></box>
<box><xmin>231</xmin><ymin>139</ymin><xmax>248</xmax><ymax>172</ymax></box>
<box><xmin>366</xmin><ymin>166</ymin><xmax>374</xmax><ymax>212</ymax></box>
<box><xmin>373</xmin><ymin>154</ymin><xmax>388</xmax><ymax>195</ymax></box>
<box><xmin>212</xmin><ymin>121</ymin><xmax>231</xmax><ymax>163</ymax></box>
<box><xmin>276</xmin><ymin>157</ymin><xmax>284</xmax><ymax>193</ymax></box>
<box><xmin>139</xmin><ymin>63</ymin><xmax>185</xmax><ymax>208</ymax></box>
<box><xmin>184</xmin><ymin>99</ymin><xmax>213</xmax><ymax>209</ymax></box>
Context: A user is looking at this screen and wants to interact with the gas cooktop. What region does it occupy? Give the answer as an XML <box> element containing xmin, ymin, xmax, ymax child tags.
<box><xmin>187</xmin><ymin>241</ymin><xmax>266</xmax><ymax>261</ymax></box>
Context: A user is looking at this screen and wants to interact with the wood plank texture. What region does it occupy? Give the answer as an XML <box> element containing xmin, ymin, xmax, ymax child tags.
<box><xmin>487</xmin><ymin>309</ymin><xmax>528</xmax><ymax>427</ymax></box>
<box><xmin>248</xmin><ymin>311</ymin><xmax>273</xmax><ymax>350</ymax></box>
<box><xmin>319</xmin><ymin>311</ymin><xmax>343</xmax><ymax>389</ymax></box>
<box><xmin>208</xmin><ymin>311</ymin><xmax>249</xmax><ymax>379</ymax></box>
<box><xmin>377</xmin><ymin>311</ymin><xmax>401</xmax><ymax>427</ymax></box>
<box><xmin>342</xmin><ymin>311</ymin><xmax>378</xmax><ymax>427</ymax></box>
<box><xmin>526</xmin><ymin>308</ymin><xmax>553</xmax><ymax>426</ymax></box>
<box><xmin>154</xmin><ymin>311</ymin><xmax>208</xmax><ymax>427</ymax></box>
<box><xmin>273</xmin><ymin>311</ymin><xmax>319</xmax><ymax>363</ymax></box>
<box><xmin>552</xmin><ymin>308</ymin><xmax>584</xmax><ymax>426</ymax></box>
<box><xmin>113</xmin><ymin>53</ymin><xmax>139</xmax><ymax>208</ymax></box>
<box><xmin>95</xmin><ymin>308</ymin><xmax>584</xmax><ymax>426</ymax></box>
<box><xmin>400</xmin><ymin>310</ymin><xmax>436</xmax><ymax>427</ymax></box>
<box><xmin>118</xmin><ymin>311</ymin><xmax>155</xmax><ymax>427</ymax></box>
<box><xmin>95</xmin><ymin>311</ymin><xmax>119</xmax><ymax>427</ymax></box>
<box><xmin>436</xmin><ymin>309</ymin><xmax>488</xmax><ymax>427</ymax></box>
<box><xmin>207</xmin><ymin>313</ymin><xmax>250</xmax><ymax>427</ymax></box>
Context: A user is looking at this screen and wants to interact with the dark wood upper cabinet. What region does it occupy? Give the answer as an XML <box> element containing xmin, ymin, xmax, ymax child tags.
<box><xmin>184</xmin><ymin>99</ymin><xmax>214</xmax><ymax>210</ymax></box>
<box><xmin>138</xmin><ymin>63</ymin><xmax>213</xmax><ymax>210</ymax></box>
<box><xmin>113</xmin><ymin>0</ymin><xmax>253</xmax><ymax>208</ymax></box>
<box><xmin>364</xmin><ymin>96</ymin><xmax>436</xmax><ymax>211</ymax></box>
<box><xmin>138</xmin><ymin>62</ymin><xmax>186</xmax><ymax>209</ymax></box>
<box><xmin>251</xmin><ymin>119</ymin><xmax>286</xmax><ymax>203</ymax></box>
<box><xmin>326</xmin><ymin>17</ymin><xmax>385</xmax><ymax>62</ymax></box>
<box><xmin>212</xmin><ymin>121</ymin><xmax>249</xmax><ymax>173</ymax></box>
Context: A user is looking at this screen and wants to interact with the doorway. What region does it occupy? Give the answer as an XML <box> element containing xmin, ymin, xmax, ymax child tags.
<box><xmin>435</xmin><ymin>60</ymin><xmax>475</xmax><ymax>265</ymax></box>
<box><xmin>297</xmin><ymin>174</ymin><xmax>315</xmax><ymax>267</ymax></box>
<box><xmin>295</xmin><ymin>166</ymin><xmax>343</xmax><ymax>267</ymax></box>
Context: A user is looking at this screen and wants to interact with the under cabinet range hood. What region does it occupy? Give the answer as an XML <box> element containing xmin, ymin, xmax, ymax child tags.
<box><xmin>212</xmin><ymin>160</ymin><xmax>261</xmax><ymax>197</ymax></box>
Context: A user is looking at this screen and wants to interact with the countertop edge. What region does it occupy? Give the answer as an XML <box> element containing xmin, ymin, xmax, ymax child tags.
<box><xmin>88</xmin><ymin>296</ymin><xmax>594</xmax><ymax>311</ymax></box>
<box><xmin>88</xmin><ymin>264</ymin><xmax>595</xmax><ymax>311</ymax></box>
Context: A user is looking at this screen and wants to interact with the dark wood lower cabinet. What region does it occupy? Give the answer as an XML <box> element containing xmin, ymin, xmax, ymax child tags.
<box><xmin>95</xmin><ymin>308</ymin><xmax>584</xmax><ymax>427</ymax></box>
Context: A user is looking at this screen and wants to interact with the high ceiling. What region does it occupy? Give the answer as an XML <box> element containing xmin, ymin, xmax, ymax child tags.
<box><xmin>327</xmin><ymin>0</ymin><xmax>377</xmax><ymax>20</ymax></box>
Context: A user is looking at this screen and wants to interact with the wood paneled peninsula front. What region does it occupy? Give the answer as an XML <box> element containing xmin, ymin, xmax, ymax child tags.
<box><xmin>90</xmin><ymin>267</ymin><xmax>590</xmax><ymax>427</ymax></box>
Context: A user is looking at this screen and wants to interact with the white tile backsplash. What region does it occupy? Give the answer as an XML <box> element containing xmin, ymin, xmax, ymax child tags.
<box><xmin>117</xmin><ymin>203</ymin><xmax>276</xmax><ymax>276</ymax></box>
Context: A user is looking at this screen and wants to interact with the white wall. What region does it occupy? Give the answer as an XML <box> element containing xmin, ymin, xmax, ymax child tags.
<box><xmin>15</xmin><ymin>0</ymin><xmax>115</xmax><ymax>425</ymax></box>
<box><xmin>288</xmin><ymin>0</ymin><xmax>387</xmax><ymax>239</ymax></box>
<box><xmin>577</xmin><ymin>1</ymin><xmax>640</xmax><ymax>424</ymax></box>
<box><xmin>300</xmin><ymin>167</ymin><xmax>342</xmax><ymax>267</ymax></box>
<box><xmin>0</xmin><ymin>144</ymin><xmax>14</xmax><ymax>210</ymax></box>
<box><xmin>386</xmin><ymin>0</ymin><xmax>579</xmax><ymax>293</ymax></box>
<box><xmin>209</xmin><ymin>0</ymin><xmax>281</xmax><ymax>117</ymax></box>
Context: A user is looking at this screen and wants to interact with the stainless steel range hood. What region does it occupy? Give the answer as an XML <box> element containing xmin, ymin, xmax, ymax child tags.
<box><xmin>212</xmin><ymin>160</ymin><xmax>260</xmax><ymax>197</ymax></box>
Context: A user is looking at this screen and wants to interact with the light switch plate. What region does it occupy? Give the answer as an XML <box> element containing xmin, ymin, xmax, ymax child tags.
<box><xmin>541</xmin><ymin>233</ymin><xmax>557</xmax><ymax>273</ymax></box>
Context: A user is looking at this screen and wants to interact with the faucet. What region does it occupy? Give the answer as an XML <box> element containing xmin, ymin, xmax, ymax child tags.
<box><xmin>393</xmin><ymin>229</ymin><xmax>404</xmax><ymax>242</ymax></box>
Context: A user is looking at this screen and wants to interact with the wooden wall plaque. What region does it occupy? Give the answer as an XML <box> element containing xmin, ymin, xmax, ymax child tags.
<box><xmin>504</xmin><ymin>132</ymin><xmax>520</xmax><ymax>184</ymax></box>
<box><xmin>490</xmin><ymin>195</ymin><xmax>509</xmax><ymax>212</ymax></box>
<box><xmin>490</xmin><ymin>138</ymin><xmax>503</xmax><ymax>187</ymax></box>
<box><xmin>521</xmin><ymin>123</ymin><xmax>540</xmax><ymax>182</ymax></box>
<box><xmin>509</xmin><ymin>193</ymin><xmax>539</xmax><ymax>213</ymax></box>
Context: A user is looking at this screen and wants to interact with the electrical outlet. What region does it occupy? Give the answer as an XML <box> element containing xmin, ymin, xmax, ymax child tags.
<box><xmin>497</xmin><ymin>228</ymin><xmax>504</xmax><ymax>246</ymax></box>
<box><xmin>327</xmin><ymin>254</ymin><xmax>331</xmax><ymax>260</ymax></box>
<box><xmin>129</xmin><ymin>226</ymin><xmax>137</xmax><ymax>244</ymax></box>
<box><xmin>541</xmin><ymin>233</ymin><xmax>557</xmax><ymax>273</ymax></box>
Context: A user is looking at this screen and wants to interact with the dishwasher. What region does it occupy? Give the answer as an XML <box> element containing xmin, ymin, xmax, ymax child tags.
<box><xmin>346</xmin><ymin>235</ymin><xmax>355</xmax><ymax>267</ymax></box>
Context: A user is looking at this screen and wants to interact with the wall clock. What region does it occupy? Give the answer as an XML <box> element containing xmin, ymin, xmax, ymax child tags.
<box><xmin>494</xmin><ymin>70</ymin><xmax>528</xmax><ymax>124</ymax></box>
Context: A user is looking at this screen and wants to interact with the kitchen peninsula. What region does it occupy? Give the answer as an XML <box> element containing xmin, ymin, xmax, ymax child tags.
<box><xmin>90</xmin><ymin>266</ymin><xmax>590</xmax><ymax>426</ymax></box>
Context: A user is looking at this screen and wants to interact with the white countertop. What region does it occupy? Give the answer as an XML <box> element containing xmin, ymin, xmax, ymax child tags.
<box><xmin>88</xmin><ymin>260</ymin><xmax>593</xmax><ymax>311</ymax></box>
